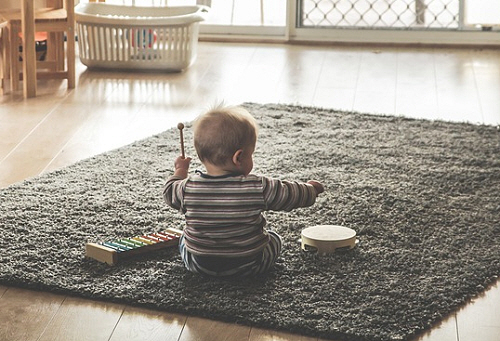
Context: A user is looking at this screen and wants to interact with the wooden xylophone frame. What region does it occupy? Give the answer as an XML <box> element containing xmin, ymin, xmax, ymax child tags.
<box><xmin>85</xmin><ymin>227</ymin><xmax>183</xmax><ymax>265</ymax></box>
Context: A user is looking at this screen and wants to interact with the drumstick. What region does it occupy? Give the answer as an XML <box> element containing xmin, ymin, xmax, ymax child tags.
<box><xmin>177</xmin><ymin>123</ymin><xmax>185</xmax><ymax>158</ymax></box>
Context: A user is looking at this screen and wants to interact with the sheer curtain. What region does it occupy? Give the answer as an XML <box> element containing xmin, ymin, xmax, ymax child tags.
<box><xmin>465</xmin><ymin>0</ymin><xmax>500</xmax><ymax>26</ymax></box>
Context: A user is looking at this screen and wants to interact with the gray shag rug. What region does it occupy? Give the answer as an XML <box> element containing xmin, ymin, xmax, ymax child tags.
<box><xmin>1</xmin><ymin>103</ymin><xmax>500</xmax><ymax>341</ymax></box>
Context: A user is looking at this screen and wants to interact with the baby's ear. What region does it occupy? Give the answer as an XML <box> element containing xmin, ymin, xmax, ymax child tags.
<box><xmin>232</xmin><ymin>149</ymin><xmax>243</xmax><ymax>166</ymax></box>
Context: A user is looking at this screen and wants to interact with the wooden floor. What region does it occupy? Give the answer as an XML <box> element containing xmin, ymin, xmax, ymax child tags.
<box><xmin>1</xmin><ymin>42</ymin><xmax>499</xmax><ymax>341</ymax></box>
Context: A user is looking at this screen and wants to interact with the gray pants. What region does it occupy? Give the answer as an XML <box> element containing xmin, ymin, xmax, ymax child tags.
<box><xmin>179</xmin><ymin>231</ymin><xmax>282</xmax><ymax>277</ymax></box>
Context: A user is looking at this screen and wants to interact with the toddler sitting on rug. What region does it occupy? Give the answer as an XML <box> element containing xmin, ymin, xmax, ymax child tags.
<box><xmin>163</xmin><ymin>104</ymin><xmax>324</xmax><ymax>277</ymax></box>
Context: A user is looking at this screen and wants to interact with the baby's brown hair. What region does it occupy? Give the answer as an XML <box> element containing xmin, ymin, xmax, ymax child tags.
<box><xmin>194</xmin><ymin>104</ymin><xmax>258</xmax><ymax>167</ymax></box>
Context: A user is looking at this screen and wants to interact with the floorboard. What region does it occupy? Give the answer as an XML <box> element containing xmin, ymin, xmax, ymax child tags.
<box><xmin>108</xmin><ymin>305</ymin><xmax>186</xmax><ymax>341</ymax></box>
<box><xmin>0</xmin><ymin>287</ymin><xmax>65</xmax><ymax>341</ymax></box>
<box><xmin>37</xmin><ymin>296</ymin><xmax>123</xmax><ymax>341</ymax></box>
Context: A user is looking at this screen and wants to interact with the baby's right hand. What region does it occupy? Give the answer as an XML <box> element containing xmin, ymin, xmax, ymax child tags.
<box><xmin>307</xmin><ymin>180</ymin><xmax>324</xmax><ymax>195</ymax></box>
<box><xmin>174</xmin><ymin>155</ymin><xmax>191</xmax><ymax>171</ymax></box>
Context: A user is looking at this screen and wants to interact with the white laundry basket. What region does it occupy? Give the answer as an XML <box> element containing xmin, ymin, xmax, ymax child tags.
<box><xmin>75</xmin><ymin>3</ymin><xmax>209</xmax><ymax>71</ymax></box>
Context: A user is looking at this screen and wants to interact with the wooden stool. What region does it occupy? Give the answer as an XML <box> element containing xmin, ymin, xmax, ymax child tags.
<box><xmin>0</xmin><ymin>0</ymin><xmax>75</xmax><ymax>98</ymax></box>
<box><xmin>301</xmin><ymin>225</ymin><xmax>358</xmax><ymax>255</ymax></box>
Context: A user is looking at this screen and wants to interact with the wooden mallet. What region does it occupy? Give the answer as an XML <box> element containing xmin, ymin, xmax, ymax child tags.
<box><xmin>177</xmin><ymin>123</ymin><xmax>185</xmax><ymax>158</ymax></box>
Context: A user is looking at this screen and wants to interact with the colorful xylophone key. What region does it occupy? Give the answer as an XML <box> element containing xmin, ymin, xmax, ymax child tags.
<box><xmin>85</xmin><ymin>227</ymin><xmax>183</xmax><ymax>265</ymax></box>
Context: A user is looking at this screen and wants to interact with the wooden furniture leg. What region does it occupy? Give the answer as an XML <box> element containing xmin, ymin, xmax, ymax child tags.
<box><xmin>8</xmin><ymin>19</ymin><xmax>19</xmax><ymax>93</ymax></box>
<box><xmin>0</xmin><ymin>16</ymin><xmax>9</xmax><ymax>95</ymax></box>
<box><xmin>21</xmin><ymin>0</ymin><xmax>36</xmax><ymax>98</ymax></box>
<box><xmin>66</xmin><ymin>4</ymin><xmax>75</xmax><ymax>88</ymax></box>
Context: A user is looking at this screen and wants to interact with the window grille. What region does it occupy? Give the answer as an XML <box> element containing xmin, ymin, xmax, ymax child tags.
<box><xmin>299</xmin><ymin>0</ymin><xmax>462</xmax><ymax>29</ymax></box>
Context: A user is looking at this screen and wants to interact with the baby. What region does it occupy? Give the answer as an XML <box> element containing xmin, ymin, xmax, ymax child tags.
<box><xmin>163</xmin><ymin>104</ymin><xmax>324</xmax><ymax>277</ymax></box>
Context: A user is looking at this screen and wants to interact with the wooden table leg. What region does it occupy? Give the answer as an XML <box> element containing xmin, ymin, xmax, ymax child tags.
<box><xmin>21</xmin><ymin>0</ymin><xmax>36</xmax><ymax>98</ymax></box>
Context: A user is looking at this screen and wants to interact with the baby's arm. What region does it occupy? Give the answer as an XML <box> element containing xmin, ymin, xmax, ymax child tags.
<box><xmin>163</xmin><ymin>155</ymin><xmax>191</xmax><ymax>211</ymax></box>
<box><xmin>262</xmin><ymin>177</ymin><xmax>323</xmax><ymax>212</ymax></box>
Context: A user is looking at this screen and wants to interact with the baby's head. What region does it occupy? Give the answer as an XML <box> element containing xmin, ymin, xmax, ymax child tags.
<box><xmin>194</xmin><ymin>104</ymin><xmax>258</xmax><ymax>173</ymax></box>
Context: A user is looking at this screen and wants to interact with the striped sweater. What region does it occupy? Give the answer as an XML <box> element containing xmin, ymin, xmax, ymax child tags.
<box><xmin>163</xmin><ymin>172</ymin><xmax>318</xmax><ymax>258</ymax></box>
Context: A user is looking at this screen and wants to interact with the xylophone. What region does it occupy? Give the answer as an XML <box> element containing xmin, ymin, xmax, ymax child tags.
<box><xmin>85</xmin><ymin>228</ymin><xmax>183</xmax><ymax>265</ymax></box>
